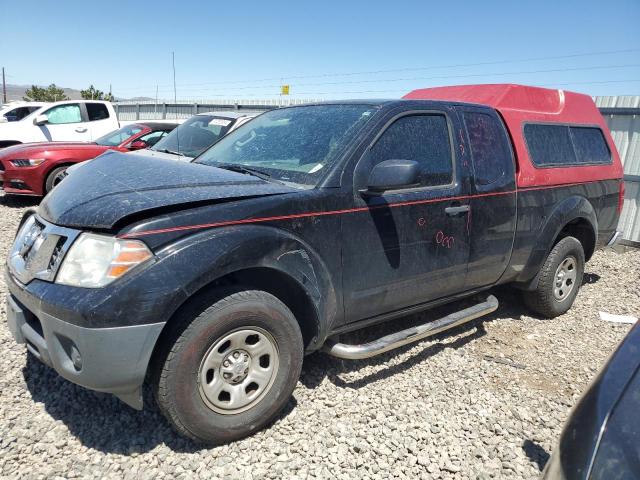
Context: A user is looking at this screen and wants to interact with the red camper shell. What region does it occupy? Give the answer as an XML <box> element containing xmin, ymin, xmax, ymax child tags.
<box><xmin>403</xmin><ymin>84</ymin><xmax>623</xmax><ymax>189</ymax></box>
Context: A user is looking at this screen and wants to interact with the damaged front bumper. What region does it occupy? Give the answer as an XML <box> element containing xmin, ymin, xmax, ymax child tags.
<box><xmin>5</xmin><ymin>272</ymin><xmax>165</xmax><ymax>409</ymax></box>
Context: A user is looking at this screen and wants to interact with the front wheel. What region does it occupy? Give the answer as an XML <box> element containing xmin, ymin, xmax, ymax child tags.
<box><xmin>44</xmin><ymin>166</ymin><xmax>69</xmax><ymax>193</ymax></box>
<box><xmin>154</xmin><ymin>290</ymin><xmax>303</xmax><ymax>444</ymax></box>
<box><xmin>523</xmin><ymin>236</ymin><xmax>585</xmax><ymax>318</ymax></box>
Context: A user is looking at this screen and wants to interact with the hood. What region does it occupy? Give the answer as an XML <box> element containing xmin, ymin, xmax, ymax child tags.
<box><xmin>38</xmin><ymin>150</ymin><xmax>296</xmax><ymax>229</ymax></box>
<box><xmin>129</xmin><ymin>148</ymin><xmax>192</xmax><ymax>161</ymax></box>
<box><xmin>0</xmin><ymin>142</ymin><xmax>104</xmax><ymax>157</ymax></box>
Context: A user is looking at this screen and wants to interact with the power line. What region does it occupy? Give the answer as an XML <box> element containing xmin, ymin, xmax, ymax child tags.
<box><xmin>116</xmin><ymin>63</ymin><xmax>640</xmax><ymax>95</ymax></box>
<box><xmin>126</xmin><ymin>78</ymin><xmax>640</xmax><ymax>100</ymax></box>
<box><xmin>117</xmin><ymin>48</ymin><xmax>640</xmax><ymax>92</ymax></box>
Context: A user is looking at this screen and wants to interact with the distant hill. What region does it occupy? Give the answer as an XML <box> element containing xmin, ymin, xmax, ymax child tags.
<box><xmin>3</xmin><ymin>84</ymin><xmax>152</xmax><ymax>102</ymax></box>
<box><xmin>4</xmin><ymin>84</ymin><xmax>84</xmax><ymax>102</ymax></box>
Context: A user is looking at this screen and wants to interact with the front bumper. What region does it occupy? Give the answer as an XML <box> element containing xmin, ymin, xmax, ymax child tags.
<box><xmin>5</xmin><ymin>288</ymin><xmax>165</xmax><ymax>409</ymax></box>
<box><xmin>0</xmin><ymin>161</ymin><xmax>42</xmax><ymax>195</ymax></box>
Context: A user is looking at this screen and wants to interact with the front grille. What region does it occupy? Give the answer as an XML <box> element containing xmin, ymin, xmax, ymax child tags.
<box><xmin>7</xmin><ymin>214</ymin><xmax>81</xmax><ymax>285</ymax></box>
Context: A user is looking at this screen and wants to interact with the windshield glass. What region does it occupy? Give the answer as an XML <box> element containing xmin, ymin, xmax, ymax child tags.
<box><xmin>95</xmin><ymin>124</ymin><xmax>144</xmax><ymax>146</ymax></box>
<box><xmin>152</xmin><ymin>115</ymin><xmax>233</xmax><ymax>158</ymax></box>
<box><xmin>194</xmin><ymin>104</ymin><xmax>377</xmax><ymax>187</ymax></box>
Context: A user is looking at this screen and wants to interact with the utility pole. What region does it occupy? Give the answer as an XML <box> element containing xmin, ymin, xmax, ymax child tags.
<box><xmin>2</xmin><ymin>67</ymin><xmax>6</xmax><ymax>104</ymax></box>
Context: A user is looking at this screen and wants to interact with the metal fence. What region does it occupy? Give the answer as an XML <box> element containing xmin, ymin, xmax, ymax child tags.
<box><xmin>113</xmin><ymin>98</ymin><xmax>319</xmax><ymax>121</ymax></box>
<box><xmin>596</xmin><ymin>96</ymin><xmax>640</xmax><ymax>243</ymax></box>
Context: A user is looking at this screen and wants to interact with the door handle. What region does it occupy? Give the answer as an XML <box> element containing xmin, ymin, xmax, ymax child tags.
<box><xmin>444</xmin><ymin>205</ymin><xmax>470</xmax><ymax>217</ymax></box>
<box><xmin>75</xmin><ymin>127</ymin><xmax>87</xmax><ymax>133</ymax></box>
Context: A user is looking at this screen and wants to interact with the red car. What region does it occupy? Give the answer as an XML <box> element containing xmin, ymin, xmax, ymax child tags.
<box><xmin>0</xmin><ymin>122</ymin><xmax>176</xmax><ymax>196</ymax></box>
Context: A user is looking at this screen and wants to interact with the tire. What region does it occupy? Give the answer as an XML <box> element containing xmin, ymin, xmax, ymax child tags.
<box><xmin>523</xmin><ymin>236</ymin><xmax>585</xmax><ymax>318</ymax></box>
<box><xmin>153</xmin><ymin>289</ymin><xmax>303</xmax><ymax>444</ymax></box>
<box><xmin>44</xmin><ymin>166</ymin><xmax>69</xmax><ymax>193</ymax></box>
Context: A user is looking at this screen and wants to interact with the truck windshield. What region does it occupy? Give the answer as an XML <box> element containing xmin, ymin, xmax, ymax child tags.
<box><xmin>194</xmin><ymin>105</ymin><xmax>378</xmax><ymax>187</ymax></box>
<box><xmin>152</xmin><ymin>115</ymin><xmax>233</xmax><ymax>158</ymax></box>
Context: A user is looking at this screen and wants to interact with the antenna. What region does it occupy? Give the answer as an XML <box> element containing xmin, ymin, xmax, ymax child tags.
<box><xmin>2</xmin><ymin>67</ymin><xmax>6</xmax><ymax>104</ymax></box>
<box><xmin>172</xmin><ymin>52</ymin><xmax>179</xmax><ymax>154</ymax></box>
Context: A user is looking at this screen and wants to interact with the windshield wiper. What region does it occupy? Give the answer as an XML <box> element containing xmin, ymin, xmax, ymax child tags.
<box><xmin>214</xmin><ymin>163</ymin><xmax>278</xmax><ymax>182</ymax></box>
<box><xmin>157</xmin><ymin>148</ymin><xmax>182</xmax><ymax>156</ymax></box>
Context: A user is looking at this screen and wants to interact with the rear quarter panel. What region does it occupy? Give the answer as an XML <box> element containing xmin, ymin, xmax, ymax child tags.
<box><xmin>501</xmin><ymin>180</ymin><xmax>619</xmax><ymax>285</ymax></box>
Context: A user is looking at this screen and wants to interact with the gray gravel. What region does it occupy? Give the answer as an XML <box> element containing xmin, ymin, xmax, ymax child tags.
<box><xmin>1</xmin><ymin>192</ymin><xmax>639</xmax><ymax>479</ymax></box>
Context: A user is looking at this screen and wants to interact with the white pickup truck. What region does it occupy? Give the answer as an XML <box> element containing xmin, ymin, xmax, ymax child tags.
<box><xmin>0</xmin><ymin>100</ymin><xmax>119</xmax><ymax>148</ymax></box>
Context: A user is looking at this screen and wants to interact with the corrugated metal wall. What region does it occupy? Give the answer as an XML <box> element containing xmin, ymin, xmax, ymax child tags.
<box><xmin>114</xmin><ymin>99</ymin><xmax>318</xmax><ymax>121</ymax></box>
<box><xmin>596</xmin><ymin>96</ymin><xmax>640</xmax><ymax>242</ymax></box>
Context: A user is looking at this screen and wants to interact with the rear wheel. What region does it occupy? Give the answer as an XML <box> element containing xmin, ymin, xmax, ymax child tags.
<box><xmin>154</xmin><ymin>290</ymin><xmax>303</xmax><ymax>444</ymax></box>
<box><xmin>523</xmin><ymin>236</ymin><xmax>585</xmax><ymax>318</ymax></box>
<box><xmin>44</xmin><ymin>166</ymin><xmax>69</xmax><ymax>193</ymax></box>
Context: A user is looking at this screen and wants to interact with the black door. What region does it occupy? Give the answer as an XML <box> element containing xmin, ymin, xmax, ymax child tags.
<box><xmin>459</xmin><ymin>107</ymin><xmax>517</xmax><ymax>290</ymax></box>
<box><xmin>341</xmin><ymin>109</ymin><xmax>472</xmax><ymax>323</ymax></box>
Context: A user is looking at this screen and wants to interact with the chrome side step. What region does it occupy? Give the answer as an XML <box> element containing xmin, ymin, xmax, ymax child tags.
<box><xmin>323</xmin><ymin>295</ymin><xmax>498</xmax><ymax>360</ymax></box>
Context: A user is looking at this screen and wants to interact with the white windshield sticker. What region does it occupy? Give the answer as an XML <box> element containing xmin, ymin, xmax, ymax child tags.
<box><xmin>209</xmin><ymin>118</ymin><xmax>231</xmax><ymax>127</ymax></box>
<box><xmin>308</xmin><ymin>163</ymin><xmax>324</xmax><ymax>173</ymax></box>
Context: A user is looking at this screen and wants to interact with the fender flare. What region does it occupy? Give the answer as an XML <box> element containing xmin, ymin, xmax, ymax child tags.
<box><xmin>152</xmin><ymin>224</ymin><xmax>339</xmax><ymax>349</ymax></box>
<box><xmin>517</xmin><ymin>195</ymin><xmax>597</xmax><ymax>288</ymax></box>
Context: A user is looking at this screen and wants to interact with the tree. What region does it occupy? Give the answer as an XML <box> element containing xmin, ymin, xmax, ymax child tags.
<box><xmin>81</xmin><ymin>85</ymin><xmax>105</xmax><ymax>100</ymax></box>
<box><xmin>23</xmin><ymin>84</ymin><xmax>69</xmax><ymax>102</ymax></box>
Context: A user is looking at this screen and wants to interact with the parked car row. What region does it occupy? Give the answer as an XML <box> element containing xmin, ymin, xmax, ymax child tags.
<box><xmin>0</xmin><ymin>105</ymin><xmax>256</xmax><ymax>196</ymax></box>
<box><xmin>0</xmin><ymin>122</ymin><xmax>177</xmax><ymax>195</ymax></box>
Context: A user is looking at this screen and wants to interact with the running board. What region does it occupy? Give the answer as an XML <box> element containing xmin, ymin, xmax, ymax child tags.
<box><xmin>323</xmin><ymin>295</ymin><xmax>498</xmax><ymax>360</ymax></box>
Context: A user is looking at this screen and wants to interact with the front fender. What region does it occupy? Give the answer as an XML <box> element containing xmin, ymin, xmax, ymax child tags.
<box><xmin>153</xmin><ymin>224</ymin><xmax>338</xmax><ymax>346</ymax></box>
<box><xmin>517</xmin><ymin>195</ymin><xmax>597</xmax><ymax>287</ymax></box>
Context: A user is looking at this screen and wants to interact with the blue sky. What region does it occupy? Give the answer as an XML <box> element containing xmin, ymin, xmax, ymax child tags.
<box><xmin>2</xmin><ymin>0</ymin><xmax>639</xmax><ymax>100</ymax></box>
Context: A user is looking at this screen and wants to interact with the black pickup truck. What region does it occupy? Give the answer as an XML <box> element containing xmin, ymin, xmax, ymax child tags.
<box><xmin>5</xmin><ymin>84</ymin><xmax>624</xmax><ymax>444</ymax></box>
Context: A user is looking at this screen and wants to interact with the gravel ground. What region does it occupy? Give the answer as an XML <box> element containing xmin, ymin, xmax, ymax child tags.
<box><xmin>1</xmin><ymin>192</ymin><xmax>639</xmax><ymax>480</ymax></box>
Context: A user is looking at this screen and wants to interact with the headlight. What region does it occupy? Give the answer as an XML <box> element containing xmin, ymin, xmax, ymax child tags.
<box><xmin>56</xmin><ymin>233</ymin><xmax>153</xmax><ymax>288</ymax></box>
<box><xmin>10</xmin><ymin>158</ymin><xmax>45</xmax><ymax>167</ymax></box>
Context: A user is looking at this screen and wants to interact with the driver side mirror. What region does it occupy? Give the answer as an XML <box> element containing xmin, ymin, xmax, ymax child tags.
<box><xmin>362</xmin><ymin>159</ymin><xmax>420</xmax><ymax>195</ymax></box>
<box><xmin>128</xmin><ymin>140</ymin><xmax>148</xmax><ymax>151</ymax></box>
<box><xmin>33</xmin><ymin>114</ymin><xmax>48</xmax><ymax>126</ymax></box>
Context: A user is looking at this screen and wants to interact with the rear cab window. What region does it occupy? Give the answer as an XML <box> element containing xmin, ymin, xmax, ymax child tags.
<box><xmin>463</xmin><ymin>111</ymin><xmax>513</xmax><ymax>186</ymax></box>
<box><xmin>524</xmin><ymin>124</ymin><xmax>611</xmax><ymax>167</ymax></box>
<box><xmin>86</xmin><ymin>103</ymin><xmax>110</xmax><ymax>121</ymax></box>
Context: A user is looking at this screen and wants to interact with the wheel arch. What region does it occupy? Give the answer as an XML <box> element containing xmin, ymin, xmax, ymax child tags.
<box><xmin>516</xmin><ymin>195</ymin><xmax>597</xmax><ymax>289</ymax></box>
<box><xmin>145</xmin><ymin>224</ymin><xmax>338</xmax><ymax>374</ymax></box>
<box><xmin>42</xmin><ymin>161</ymin><xmax>77</xmax><ymax>194</ymax></box>
<box><xmin>182</xmin><ymin>266</ymin><xmax>321</xmax><ymax>350</ymax></box>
